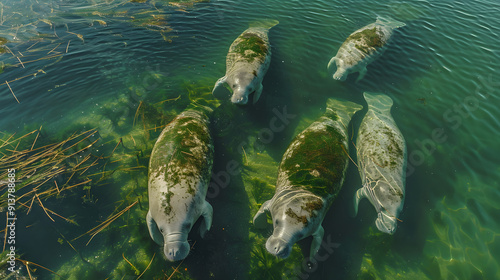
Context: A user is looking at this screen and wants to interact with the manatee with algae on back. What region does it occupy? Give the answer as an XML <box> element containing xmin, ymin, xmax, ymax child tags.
<box><xmin>212</xmin><ymin>20</ymin><xmax>278</xmax><ymax>105</ymax></box>
<box><xmin>354</xmin><ymin>92</ymin><xmax>407</xmax><ymax>234</ymax></box>
<box><xmin>328</xmin><ymin>17</ymin><xmax>405</xmax><ymax>82</ymax></box>
<box><xmin>147</xmin><ymin>105</ymin><xmax>214</xmax><ymax>262</ymax></box>
<box><xmin>253</xmin><ymin>98</ymin><xmax>362</xmax><ymax>260</ymax></box>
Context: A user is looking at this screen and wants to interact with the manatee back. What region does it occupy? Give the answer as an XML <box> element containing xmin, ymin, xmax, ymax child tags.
<box><xmin>357</xmin><ymin>92</ymin><xmax>406</xmax><ymax>193</ymax></box>
<box><xmin>226</xmin><ymin>20</ymin><xmax>278</xmax><ymax>67</ymax></box>
<box><xmin>148</xmin><ymin>108</ymin><xmax>214</xmax><ymax>205</ymax></box>
<box><xmin>276</xmin><ymin>98</ymin><xmax>362</xmax><ymax>201</ymax></box>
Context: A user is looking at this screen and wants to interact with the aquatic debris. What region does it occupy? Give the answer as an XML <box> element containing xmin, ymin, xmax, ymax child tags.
<box><xmin>136</xmin><ymin>252</ymin><xmax>155</xmax><ymax>279</ymax></box>
<box><xmin>15</xmin><ymin>258</ymin><xmax>63</xmax><ymax>278</ymax></box>
<box><xmin>94</xmin><ymin>19</ymin><xmax>107</xmax><ymax>26</ymax></box>
<box><xmin>169</xmin><ymin>0</ymin><xmax>211</xmax><ymax>11</ymax></box>
<box><xmin>0</xmin><ymin>128</ymin><xmax>108</xmax><ymax>220</ymax></box>
<box><xmin>66</xmin><ymin>31</ymin><xmax>84</xmax><ymax>43</ymax></box>
<box><xmin>5</xmin><ymin>80</ymin><xmax>19</xmax><ymax>103</ymax></box>
<box><xmin>72</xmin><ymin>200</ymin><xmax>139</xmax><ymax>245</ymax></box>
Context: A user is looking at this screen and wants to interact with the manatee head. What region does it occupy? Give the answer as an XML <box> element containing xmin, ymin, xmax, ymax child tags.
<box><xmin>163</xmin><ymin>233</ymin><xmax>190</xmax><ymax>262</ymax></box>
<box><xmin>229</xmin><ymin>70</ymin><xmax>258</xmax><ymax>105</ymax></box>
<box><xmin>156</xmin><ymin>207</ymin><xmax>197</xmax><ymax>261</ymax></box>
<box><xmin>374</xmin><ymin>184</ymin><xmax>404</xmax><ymax>235</ymax></box>
<box><xmin>266</xmin><ymin>196</ymin><xmax>324</xmax><ymax>258</ymax></box>
<box><xmin>375</xmin><ymin>211</ymin><xmax>397</xmax><ymax>234</ymax></box>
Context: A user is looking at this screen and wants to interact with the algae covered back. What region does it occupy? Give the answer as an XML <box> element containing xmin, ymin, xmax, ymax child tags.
<box><xmin>359</xmin><ymin>92</ymin><xmax>405</xmax><ymax>170</ymax></box>
<box><xmin>348</xmin><ymin>26</ymin><xmax>386</xmax><ymax>56</ymax></box>
<box><xmin>280</xmin><ymin>124</ymin><xmax>347</xmax><ymax>199</ymax></box>
<box><xmin>148</xmin><ymin>107</ymin><xmax>214</xmax><ymax>197</ymax></box>
<box><xmin>231</xmin><ymin>32</ymin><xmax>269</xmax><ymax>63</ymax></box>
<box><xmin>279</xmin><ymin>98</ymin><xmax>362</xmax><ymax>200</ymax></box>
<box><xmin>228</xmin><ymin>19</ymin><xmax>277</xmax><ymax>64</ymax></box>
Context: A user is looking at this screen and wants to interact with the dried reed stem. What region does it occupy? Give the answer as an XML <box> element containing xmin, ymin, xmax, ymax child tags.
<box><xmin>137</xmin><ymin>252</ymin><xmax>156</xmax><ymax>280</ymax></box>
<box><xmin>72</xmin><ymin>200</ymin><xmax>138</xmax><ymax>243</ymax></box>
<box><xmin>35</xmin><ymin>193</ymin><xmax>55</xmax><ymax>222</ymax></box>
<box><xmin>5</xmin><ymin>80</ymin><xmax>20</xmax><ymax>103</ymax></box>
<box><xmin>16</xmin><ymin>258</ymin><xmax>63</xmax><ymax>278</ymax></box>
<box><xmin>133</xmin><ymin>101</ymin><xmax>143</xmax><ymax>127</ymax></box>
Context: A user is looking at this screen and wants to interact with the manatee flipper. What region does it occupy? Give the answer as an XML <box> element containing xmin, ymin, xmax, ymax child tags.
<box><xmin>353</xmin><ymin>187</ymin><xmax>369</xmax><ymax>217</ymax></box>
<box><xmin>199</xmin><ymin>201</ymin><xmax>213</xmax><ymax>238</ymax></box>
<box><xmin>212</xmin><ymin>76</ymin><xmax>229</xmax><ymax>100</ymax></box>
<box><xmin>252</xmin><ymin>83</ymin><xmax>263</xmax><ymax>104</ymax></box>
<box><xmin>327</xmin><ymin>57</ymin><xmax>338</xmax><ymax>71</ymax></box>
<box><xmin>253</xmin><ymin>200</ymin><xmax>271</xmax><ymax>228</ymax></box>
<box><xmin>356</xmin><ymin>67</ymin><xmax>367</xmax><ymax>83</ymax></box>
<box><xmin>309</xmin><ymin>225</ymin><xmax>325</xmax><ymax>262</ymax></box>
<box><xmin>146</xmin><ymin>211</ymin><xmax>163</xmax><ymax>246</ymax></box>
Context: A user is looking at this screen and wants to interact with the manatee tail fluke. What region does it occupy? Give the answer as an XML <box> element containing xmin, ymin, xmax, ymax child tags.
<box><xmin>249</xmin><ymin>19</ymin><xmax>279</xmax><ymax>30</ymax></box>
<box><xmin>376</xmin><ymin>16</ymin><xmax>406</xmax><ymax>29</ymax></box>
<box><xmin>326</xmin><ymin>98</ymin><xmax>363</xmax><ymax>123</ymax></box>
<box><xmin>363</xmin><ymin>92</ymin><xmax>393</xmax><ymax>114</ymax></box>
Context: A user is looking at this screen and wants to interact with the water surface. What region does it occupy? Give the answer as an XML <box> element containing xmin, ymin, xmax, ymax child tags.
<box><xmin>1</xmin><ymin>0</ymin><xmax>499</xmax><ymax>279</ymax></box>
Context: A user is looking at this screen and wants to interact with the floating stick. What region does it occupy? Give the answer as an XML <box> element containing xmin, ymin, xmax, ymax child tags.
<box><xmin>35</xmin><ymin>193</ymin><xmax>55</xmax><ymax>222</ymax></box>
<box><xmin>16</xmin><ymin>258</ymin><xmax>63</xmax><ymax>278</ymax></box>
<box><xmin>47</xmin><ymin>42</ymin><xmax>62</xmax><ymax>54</ymax></box>
<box><xmin>137</xmin><ymin>252</ymin><xmax>156</xmax><ymax>280</ymax></box>
<box><xmin>5</xmin><ymin>80</ymin><xmax>20</xmax><ymax>103</ymax></box>
<box><xmin>123</xmin><ymin>253</ymin><xmax>140</xmax><ymax>275</ymax></box>
<box><xmin>341</xmin><ymin>144</ymin><xmax>358</xmax><ymax>169</ymax></box>
<box><xmin>2</xmin><ymin>212</ymin><xmax>7</xmax><ymax>252</ymax></box>
<box><xmin>30</xmin><ymin>125</ymin><xmax>42</xmax><ymax>150</ymax></box>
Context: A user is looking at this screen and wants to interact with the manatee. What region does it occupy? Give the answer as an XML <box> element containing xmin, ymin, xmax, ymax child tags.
<box><xmin>212</xmin><ymin>20</ymin><xmax>279</xmax><ymax>105</ymax></box>
<box><xmin>327</xmin><ymin>16</ymin><xmax>405</xmax><ymax>82</ymax></box>
<box><xmin>253</xmin><ymin>98</ymin><xmax>362</xmax><ymax>260</ymax></box>
<box><xmin>354</xmin><ymin>92</ymin><xmax>407</xmax><ymax>234</ymax></box>
<box><xmin>147</xmin><ymin>105</ymin><xmax>214</xmax><ymax>262</ymax></box>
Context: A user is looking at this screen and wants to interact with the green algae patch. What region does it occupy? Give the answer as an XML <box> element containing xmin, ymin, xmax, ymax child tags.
<box><xmin>150</xmin><ymin>112</ymin><xmax>212</xmax><ymax>186</ymax></box>
<box><xmin>233</xmin><ymin>33</ymin><xmax>268</xmax><ymax>62</ymax></box>
<box><xmin>349</xmin><ymin>27</ymin><xmax>384</xmax><ymax>54</ymax></box>
<box><xmin>286</xmin><ymin>207</ymin><xmax>309</xmax><ymax>225</ymax></box>
<box><xmin>281</xmin><ymin>126</ymin><xmax>347</xmax><ymax>199</ymax></box>
<box><xmin>302</xmin><ymin>199</ymin><xmax>323</xmax><ymax>213</ymax></box>
<box><xmin>162</xmin><ymin>191</ymin><xmax>174</xmax><ymax>215</ymax></box>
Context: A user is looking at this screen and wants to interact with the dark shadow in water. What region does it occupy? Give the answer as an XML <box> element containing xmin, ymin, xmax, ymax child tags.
<box><xmin>247</xmin><ymin>28</ymin><xmax>303</xmax><ymax>163</ymax></box>
<box><xmin>184</xmin><ymin>101</ymin><xmax>253</xmax><ymax>280</ymax></box>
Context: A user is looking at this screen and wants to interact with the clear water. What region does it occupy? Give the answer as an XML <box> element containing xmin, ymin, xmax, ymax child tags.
<box><xmin>0</xmin><ymin>0</ymin><xmax>499</xmax><ymax>279</ymax></box>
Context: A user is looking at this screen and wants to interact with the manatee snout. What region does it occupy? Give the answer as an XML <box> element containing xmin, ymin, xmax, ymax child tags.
<box><xmin>333</xmin><ymin>69</ymin><xmax>348</xmax><ymax>81</ymax></box>
<box><xmin>230</xmin><ymin>93</ymin><xmax>249</xmax><ymax>105</ymax></box>
<box><xmin>266</xmin><ymin>236</ymin><xmax>292</xmax><ymax>258</ymax></box>
<box><xmin>375</xmin><ymin>212</ymin><xmax>397</xmax><ymax>235</ymax></box>
<box><xmin>164</xmin><ymin>241</ymin><xmax>190</xmax><ymax>262</ymax></box>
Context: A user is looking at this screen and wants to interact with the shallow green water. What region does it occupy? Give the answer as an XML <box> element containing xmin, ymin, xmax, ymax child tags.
<box><xmin>0</xmin><ymin>0</ymin><xmax>499</xmax><ymax>279</ymax></box>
